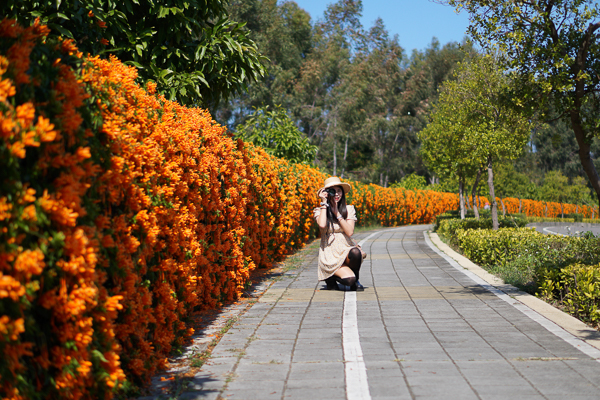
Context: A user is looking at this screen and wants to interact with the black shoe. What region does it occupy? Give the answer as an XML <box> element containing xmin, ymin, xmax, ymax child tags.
<box><xmin>324</xmin><ymin>277</ymin><xmax>339</xmax><ymax>290</ymax></box>
<box><xmin>350</xmin><ymin>281</ymin><xmax>364</xmax><ymax>291</ymax></box>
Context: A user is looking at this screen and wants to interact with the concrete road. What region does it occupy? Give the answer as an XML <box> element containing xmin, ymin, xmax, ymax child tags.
<box><xmin>142</xmin><ymin>225</ymin><xmax>600</xmax><ymax>400</ymax></box>
<box><xmin>527</xmin><ymin>222</ymin><xmax>600</xmax><ymax>237</ymax></box>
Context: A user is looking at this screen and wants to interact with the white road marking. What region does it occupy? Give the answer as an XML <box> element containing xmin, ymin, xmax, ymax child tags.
<box><xmin>424</xmin><ymin>231</ymin><xmax>600</xmax><ymax>362</ymax></box>
<box><xmin>542</xmin><ymin>227</ymin><xmax>567</xmax><ymax>236</ymax></box>
<box><xmin>357</xmin><ymin>231</ymin><xmax>380</xmax><ymax>247</ymax></box>
<box><xmin>343</xmin><ymin>291</ymin><xmax>371</xmax><ymax>400</ymax></box>
<box><xmin>342</xmin><ymin>231</ymin><xmax>380</xmax><ymax>400</ymax></box>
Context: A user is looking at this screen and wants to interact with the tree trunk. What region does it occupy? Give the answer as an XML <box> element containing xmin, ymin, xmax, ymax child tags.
<box><xmin>333</xmin><ymin>140</ymin><xmax>337</xmax><ymax>176</ymax></box>
<box><xmin>471</xmin><ymin>169</ymin><xmax>482</xmax><ymax>220</ymax></box>
<box><xmin>341</xmin><ymin>135</ymin><xmax>348</xmax><ymax>179</ymax></box>
<box><xmin>560</xmin><ymin>203</ymin><xmax>564</xmax><ymax>218</ymax></box>
<box><xmin>571</xmin><ymin>94</ymin><xmax>600</xmax><ymax>208</ymax></box>
<box><xmin>459</xmin><ymin>175</ymin><xmax>466</xmax><ymax>220</ymax></box>
<box><xmin>519</xmin><ymin>198</ymin><xmax>522</xmax><ymax>214</ymax></box>
<box><xmin>487</xmin><ymin>156</ymin><xmax>499</xmax><ymax>230</ymax></box>
<box><xmin>500</xmin><ymin>197</ymin><xmax>506</xmax><ymax>217</ymax></box>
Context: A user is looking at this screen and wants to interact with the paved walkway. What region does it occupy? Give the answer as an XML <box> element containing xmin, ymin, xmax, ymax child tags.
<box><xmin>143</xmin><ymin>225</ymin><xmax>600</xmax><ymax>400</ymax></box>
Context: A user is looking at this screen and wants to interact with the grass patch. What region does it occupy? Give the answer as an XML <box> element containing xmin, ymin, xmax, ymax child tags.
<box><xmin>486</xmin><ymin>256</ymin><xmax>538</xmax><ymax>293</ymax></box>
<box><xmin>354</xmin><ymin>223</ymin><xmax>385</xmax><ymax>233</ymax></box>
<box><xmin>189</xmin><ymin>349</ymin><xmax>212</xmax><ymax>368</ymax></box>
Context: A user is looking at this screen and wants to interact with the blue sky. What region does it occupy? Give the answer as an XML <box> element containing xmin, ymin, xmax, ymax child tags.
<box><xmin>292</xmin><ymin>0</ymin><xmax>471</xmax><ymax>54</ymax></box>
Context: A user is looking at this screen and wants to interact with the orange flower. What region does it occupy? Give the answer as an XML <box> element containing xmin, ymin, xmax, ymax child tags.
<box><xmin>13</xmin><ymin>249</ymin><xmax>45</xmax><ymax>278</ymax></box>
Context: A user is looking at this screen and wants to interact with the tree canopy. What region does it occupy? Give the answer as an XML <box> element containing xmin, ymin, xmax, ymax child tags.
<box><xmin>220</xmin><ymin>0</ymin><xmax>473</xmax><ymax>185</ymax></box>
<box><xmin>442</xmin><ymin>0</ymin><xmax>600</xmax><ymax>204</ymax></box>
<box><xmin>420</xmin><ymin>54</ymin><xmax>534</xmax><ymax>225</ymax></box>
<box><xmin>235</xmin><ymin>105</ymin><xmax>317</xmax><ymax>164</ymax></box>
<box><xmin>2</xmin><ymin>0</ymin><xmax>267</xmax><ymax>106</ymax></box>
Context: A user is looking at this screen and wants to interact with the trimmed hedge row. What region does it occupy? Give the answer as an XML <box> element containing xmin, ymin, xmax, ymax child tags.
<box><xmin>434</xmin><ymin>214</ymin><xmax>528</xmax><ymax>248</ymax></box>
<box><xmin>440</xmin><ymin>219</ymin><xmax>600</xmax><ymax>329</ymax></box>
<box><xmin>538</xmin><ymin>264</ymin><xmax>600</xmax><ymax>328</ymax></box>
<box><xmin>454</xmin><ymin>227</ymin><xmax>600</xmax><ymax>271</ymax></box>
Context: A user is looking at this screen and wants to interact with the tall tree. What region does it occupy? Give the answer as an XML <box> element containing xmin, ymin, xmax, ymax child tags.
<box><xmin>442</xmin><ymin>0</ymin><xmax>600</xmax><ymax>205</ymax></box>
<box><xmin>219</xmin><ymin>0</ymin><xmax>312</xmax><ymax>125</ymax></box>
<box><xmin>220</xmin><ymin>0</ymin><xmax>471</xmax><ymax>184</ymax></box>
<box><xmin>420</xmin><ymin>54</ymin><xmax>534</xmax><ymax>228</ymax></box>
<box><xmin>2</xmin><ymin>0</ymin><xmax>267</xmax><ymax>106</ymax></box>
<box><xmin>419</xmin><ymin>76</ymin><xmax>484</xmax><ymax>219</ymax></box>
<box><xmin>235</xmin><ymin>105</ymin><xmax>317</xmax><ymax>164</ymax></box>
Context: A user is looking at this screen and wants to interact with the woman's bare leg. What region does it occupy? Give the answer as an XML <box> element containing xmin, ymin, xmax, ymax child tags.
<box><xmin>333</xmin><ymin>266</ymin><xmax>355</xmax><ymax>279</ymax></box>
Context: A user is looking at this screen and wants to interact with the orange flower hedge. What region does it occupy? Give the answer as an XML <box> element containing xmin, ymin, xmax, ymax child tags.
<box><xmin>0</xmin><ymin>19</ymin><xmax>124</xmax><ymax>400</ymax></box>
<box><xmin>0</xmin><ymin>18</ymin><xmax>596</xmax><ymax>400</ymax></box>
<box><xmin>499</xmin><ymin>197</ymin><xmax>598</xmax><ymax>219</ymax></box>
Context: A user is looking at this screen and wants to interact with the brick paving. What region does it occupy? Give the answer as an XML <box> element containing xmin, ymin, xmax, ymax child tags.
<box><xmin>140</xmin><ymin>225</ymin><xmax>600</xmax><ymax>400</ymax></box>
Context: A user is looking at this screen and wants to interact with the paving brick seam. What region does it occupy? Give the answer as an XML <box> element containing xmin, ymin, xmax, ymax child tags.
<box><xmin>142</xmin><ymin>227</ymin><xmax>600</xmax><ymax>400</ymax></box>
<box><xmin>425</xmin><ymin>231</ymin><xmax>600</xmax><ymax>368</ymax></box>
<box><xmin>423</xmin><ymin>230</ymin><xmax>600</xmax><ymax>394</ymax></box>
<box><xmin>411</xmin><ymin>231</ymin><xmax>544</xmax><ymax>399</ymax></box>
<box><xmin>398</xmin><ymin>231</ymin><xmax>488</xmax><ymax>399</ymax></box>
<box><xmin>216</xmin><ymin>247</ymin><xmax>321</xmax><ymax>399</ymax></box>
<box><xmin>365</xmin><ymin>230</ymin><xmax>414</xmax><ymax>399</ymax></box>
<box><xmin>281</xmin><ymin>253</ymin><xmax>324</xmax><ymax>400</ymax></box>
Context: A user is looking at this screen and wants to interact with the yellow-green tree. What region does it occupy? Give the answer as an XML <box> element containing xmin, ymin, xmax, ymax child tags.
<box><xmin>420</xmin><ymin>54</ymin><xmax>534</xmax><ymax>228</ymax></box>
<box><xmin>442</xmin><ymin>0</ymin><xmax>600</xmax><ymax>205</ymax></box>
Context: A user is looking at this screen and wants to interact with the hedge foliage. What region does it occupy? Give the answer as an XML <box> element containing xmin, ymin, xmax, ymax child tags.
<box><xmin>441</xmin><ymin>219</ymin><xmax>600</xmax><ymax>329</ymax></box>
<box><xmin>454</xmin><ymin>228</ymin><xmax>600</xmax><ymax>271</ymax></box>
<box><xmin>500</xmin><ymin>197</ymin><xmax>598</xmax><ymax>219</ymax></box>
<box><xmin>0</xmin><ymin>19</ymin><xmax>461</xmax><ymax>399</ymax></box>
<box><xmin>435</xmin><ymin>214</ymin><xmax>528</xmax><ymax>248</ymax></box>
<box><xmin>538</xmin><ymin>263</ymin><xmax>600</xmax><ymax>328</ymax></box>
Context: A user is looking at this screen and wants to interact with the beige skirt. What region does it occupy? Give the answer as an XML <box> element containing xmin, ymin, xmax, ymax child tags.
<box><xmin>317</xmin><ymin>225</ymin><xmax>357</xmax><ymax>281</ymax></box>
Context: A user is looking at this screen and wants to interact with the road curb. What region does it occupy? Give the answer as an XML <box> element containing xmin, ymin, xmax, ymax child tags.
<box><xmin>427</xmin><ymin>231</ymin><xmax>600</xmax><ymax>352</ymax></box>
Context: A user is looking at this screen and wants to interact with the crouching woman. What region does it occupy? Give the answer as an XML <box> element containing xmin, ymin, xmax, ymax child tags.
<box><xmin>313</xmin><ymin>177</ymin><xmax>364</xmax><ymax>291</ymax></box>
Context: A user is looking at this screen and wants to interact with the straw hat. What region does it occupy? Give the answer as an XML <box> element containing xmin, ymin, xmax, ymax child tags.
<box><xmin>318</xmin><ymin>176</ymin><xmax>351</xmax><ymax>196</ymax></box>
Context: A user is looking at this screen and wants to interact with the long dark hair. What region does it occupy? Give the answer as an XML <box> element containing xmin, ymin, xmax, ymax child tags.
<box><xmin>325</xmin><ymin>186</ymin><xmax>348</xmax><ymax>234</ymax></box>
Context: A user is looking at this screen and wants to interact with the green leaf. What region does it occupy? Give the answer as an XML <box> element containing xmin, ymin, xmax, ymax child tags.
<box><xmin>47</xmin><ymin>23</ymin><xmax>74</xmax><ymax>39</ymax></box>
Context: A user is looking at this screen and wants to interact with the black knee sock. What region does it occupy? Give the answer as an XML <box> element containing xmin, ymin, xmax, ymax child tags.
<box><xmin>325</xmin><ymin>276</ymin><xmax>337</xmax><ymax>289</ymax></box>
<box><xmin>347</xmin><ymin>247</ymin><xmax>363</xmax><ymax>281</ymax></box>
<box><xmin>335</xmin><ymin>275</ymin><xmax>356</xmax><ymax>287</ymax></box>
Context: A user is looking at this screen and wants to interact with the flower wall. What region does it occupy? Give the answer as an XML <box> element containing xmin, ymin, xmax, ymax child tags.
<box><xmin>500</xmin><ymin>197</ymin><xmax>597</xmax><ymax>219</ymax></box>
<box><xmin>0</xmin><ymin>19</ymin><xmax>597</xmax><ymax>400</ymax></box>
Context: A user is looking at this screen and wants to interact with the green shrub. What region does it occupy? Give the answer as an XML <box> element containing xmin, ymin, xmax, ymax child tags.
<box><xmin>436</xmin><ymin>216</ymin><xmax>528</xmax><ymax>247</ymax></box>
<box><xmin>488</xmin><ymin>255</ymin><xmax>539</xmax><ymax>293</ymax></box>
<box><xmin>455</xmin><ymin>227</ymin><xmax>600</xmax><ymax>270</ymax></box>
<box><xmin>526</xmin><ymin>216</ymin><xmax>575</xmax><ymax>223</ymax></box>
<box><xmin>436</xmin><ymin>209</ymin><xmax>491</xmax><ymax>220</ymax></box>
<box><xmin>538</xmin><ymin>263</ymin><xmax>600</xmax><ymax>328</ymax></box>
<box><xmin>438</xmin><ymin>219</ymin><xmax>600</xmax><ymax>327</ymax></box>
<box><xmin>564</xmin><ymin>213</ymin><xmax>584</xmax><ymax>222</ymax></box>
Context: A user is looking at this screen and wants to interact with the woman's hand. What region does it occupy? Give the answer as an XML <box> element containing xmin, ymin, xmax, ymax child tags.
<box><xmin>316</xmin><ymin>190</ymin><xmax>329</xmax><ymax>229</ymax></box>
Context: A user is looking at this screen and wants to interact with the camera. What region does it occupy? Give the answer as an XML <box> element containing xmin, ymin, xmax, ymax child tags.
<box><xmin>325</xmin><ymin>188</ymin><xmax>337</xmax><ymax>197</ymax></box>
